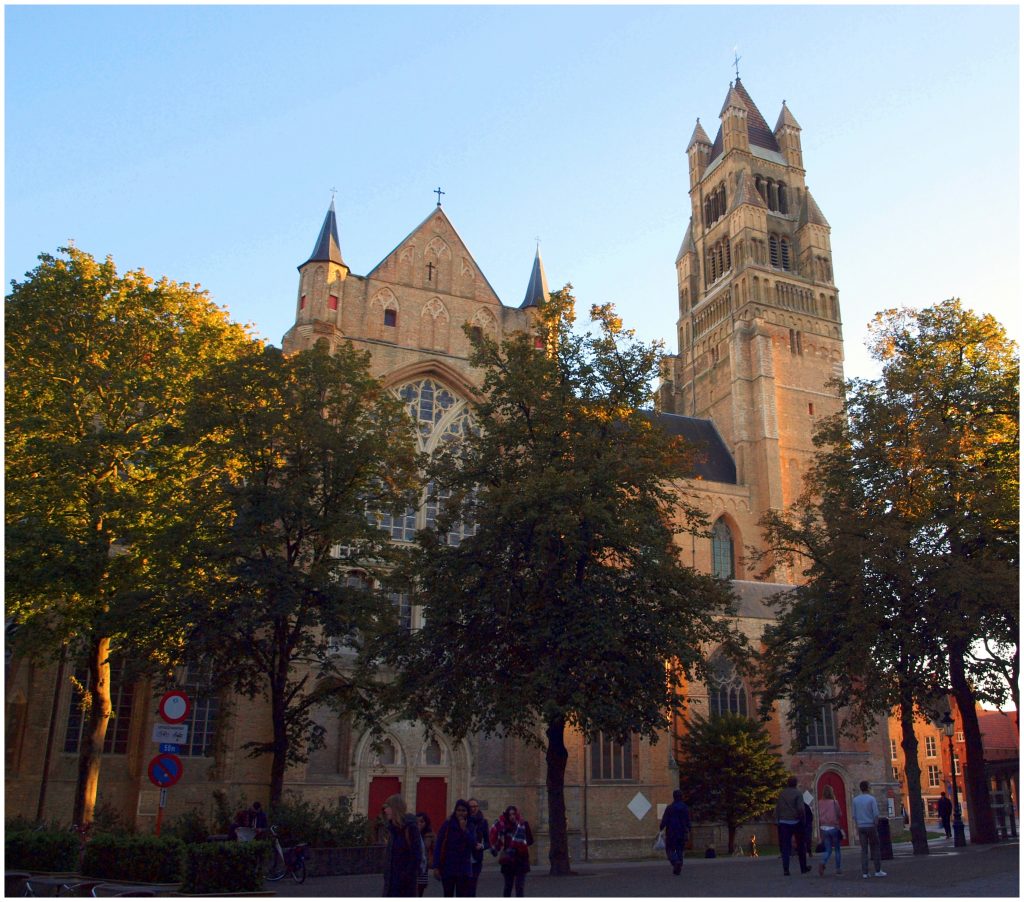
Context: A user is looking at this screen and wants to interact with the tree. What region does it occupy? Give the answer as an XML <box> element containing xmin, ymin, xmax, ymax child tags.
<box><xmin>757</xmin><ymin>299</ymin><xmax>1017</xmax><ymax>847</ymax></box>
<box><xmin>676</xmin><ymin>713</ymin><xmax>788</xmax><ymax>854</ymax></box>
<box><xmin>176</xmin><ymin>342</ymin><xmax>419</xmax><ymax>806</ymax></box>
<box><xmin>5</xmin><ymin>246</ymin><xmax>254</xmax><ymax>825</ymax></box>
<box><xmin>380</xmin><ymin>289</ymin><xmax>741</xmax><ymax>874</ymax></box>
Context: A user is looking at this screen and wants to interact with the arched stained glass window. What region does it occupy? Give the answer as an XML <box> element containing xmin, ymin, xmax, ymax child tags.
<box><xmin>711</xmin><ymin>518</ymin><xmax>735</xmax><ymax>579</ymax></box>
<box><xmin>708</xmin><ymin>656</ymin><xmax>748</xmax><ymax>718</ymax></box>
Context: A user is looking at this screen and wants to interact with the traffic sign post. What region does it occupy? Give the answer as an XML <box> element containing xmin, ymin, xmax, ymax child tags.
<box><xmin>151</xmin><ymin>690</ymin><xmax>190</xmax><ymax>835</ymax></box>
<box><xmin>149</xmin><ymin>754</ymin><xmax>182</xmax><ymax>836</ymax></box>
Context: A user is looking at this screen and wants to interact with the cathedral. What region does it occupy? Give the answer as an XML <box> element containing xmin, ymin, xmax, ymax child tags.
<box><xmin>5</xmin><ymin>79</ymin><xmax>893</xmax><ymax>859</ymax></box>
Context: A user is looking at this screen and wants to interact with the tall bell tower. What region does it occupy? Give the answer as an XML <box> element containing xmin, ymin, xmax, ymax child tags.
<box><xmin>660</xmin><ymin>79</ymin><xmax>845</xmax><ymax>520</ymax></box>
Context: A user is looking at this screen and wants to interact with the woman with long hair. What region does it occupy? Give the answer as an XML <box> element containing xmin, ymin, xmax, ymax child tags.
<box><xmin>382</xmin><ymin>794</ymin><xmax>423</xmax><ymax>897</ymax></box>
<box><xmin>416</xmin><ymin>812</ymin><xmax>435</xmax><ymax>897</ymax></box>
<box><xmin>433</xmin><ymin>799</ymin><xmax>476</xmax><ymax>896</ymax></box>
<box><xmin>488</xmin><ymin>805</ymin><xmax>534</xmax><ymax>898</ymax></box>
<box><xmin>817</xmin><ymin>784</ymin><xmax>843</xmax><ymax>876</ymax></box>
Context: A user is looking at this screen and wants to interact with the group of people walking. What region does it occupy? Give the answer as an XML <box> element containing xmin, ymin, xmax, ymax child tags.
<box><xmin>774</xmin><ymin>776</ymin><xmax>888</xmax><ymax>879</ymax></box>
<box><xmin>381</xmin><ymin>794</ymin><xmax>534</xmax><ymax>897</ymax></box>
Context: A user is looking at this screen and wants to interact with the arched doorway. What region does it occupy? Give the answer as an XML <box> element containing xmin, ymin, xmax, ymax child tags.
<box><xmin>817</xmin><ymin>771</ymin><xmax>850</xmax><ymax>845</ymax></box>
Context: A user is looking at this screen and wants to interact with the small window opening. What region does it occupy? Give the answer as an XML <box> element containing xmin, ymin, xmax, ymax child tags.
<box><xmin>384</xmin><ymin>309</ymin><xmax>397</xmax><ymax>328</ymax></box>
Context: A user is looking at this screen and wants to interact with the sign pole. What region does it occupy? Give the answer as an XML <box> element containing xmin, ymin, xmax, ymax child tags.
<box><xmin>155</xmin><ymin>789</ymin><xmax>167</xmax><ymax>836</ymax></box>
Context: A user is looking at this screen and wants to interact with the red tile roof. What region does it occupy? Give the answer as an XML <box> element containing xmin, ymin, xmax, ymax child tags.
<box><xmin>977</xmin><ymin>710</ymin><xmax>1019</xmax><ymax>759</ymax></box>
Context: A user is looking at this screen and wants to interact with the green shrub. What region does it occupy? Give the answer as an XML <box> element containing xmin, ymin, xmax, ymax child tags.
<box><xmin>81</xmin><ymin>833</ymin><xmax>185</xmax><ymax>883</ymax></box>
<box><xmin>4</xmin><ymin>829</ymin><xmax>80</xmax><ymax>872</ymax></box>
<box><xmin>91</xmin><ymin>799</ymin><xmax>135</xmax><ymax>835</ymax></box>
<box><xmin>271</xmin><ymin>792</ymin><xmax>371</xmax><ymax>847</ymax></box>
<box><xmin>181</xmin><ymin>841</ymin><xmax>267</xmax><ymax>894</ymax></box>
<box><xmin>164</xmin><ymin>807</ymin><xmax>212</xmax><ymax>844</ymax></box>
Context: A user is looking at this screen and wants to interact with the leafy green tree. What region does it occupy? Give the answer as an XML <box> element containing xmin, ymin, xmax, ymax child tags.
<box><xmin>676</xmin><ymin>713</ymin><xmax>788</xmax><ymax>854</ymax></box>
<box><xmin>176</xmin><ymin>342</ymin><xmax>419</xmax><ymax>806</ymax></box>
<box><xmin>380</xmin><ymin>289</ymin><xmax>741</xmax><ymax>874</ymax></box>
<box><xmin>757</xmin><ymin>299</ymin><xmax>1017</xmax><ymax>847</ymax></box>
<box><xmin>5</xmin><ymin>247</ymin><xmax>254</xmax><ymax>825</ymax></box>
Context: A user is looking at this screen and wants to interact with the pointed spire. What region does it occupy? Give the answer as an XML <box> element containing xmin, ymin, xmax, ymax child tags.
<box><xmin>301</xmin><ymin>199</ymin><xmax>345</xmax><ymax>268</ymax></box>
<box><xmin>719</xmin><ymin>81</ymin><xmax>747</xmax><ymax>117</ymax></box>
<box><xmin>520</xmin><ymin>245</ymin><xmax>550</xmax><ymax>309</ymax></box>
<box><xmin>687</xmin><ymin>118</ymin><xmax>711</xmax><ymax>150</ymax></box>
<box><xmin>675</xmin><ymin>219</ymin><xmax>697</xmax><ymax>264</ymax></box>
<box><xmin>775</xmin><ymin>100</ymin><xmax>801</xmax><ymax>132</ymax></box>
<box><xmin>798</xmin><ymin>187</ymin><xmax>830</xmax><ymax>228</ymax></box>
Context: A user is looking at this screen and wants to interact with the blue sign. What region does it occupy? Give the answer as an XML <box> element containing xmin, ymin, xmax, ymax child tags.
<box><xmin>148</xmin><ymin>752</ymin><xmax>184</xmax><ymax>788</ymax></box>
<box><xmin>159</xmin><ymin>743</ymin><xmax>180</xmax><ymax>754</ymax></box>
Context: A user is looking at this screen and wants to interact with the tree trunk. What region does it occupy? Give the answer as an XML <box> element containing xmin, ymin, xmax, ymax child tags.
<box><xmin>268</xmin><ymin>663</ymin><xmax>289</xmax><ymax>809</ymax></box>
<box><xmin>545</xmin><ymin>716</ymin><xmax>572</xmax><ymax>875</ymax></box>
<box><xmin>73</xmin><ymin>636</ymin><xmax>112</xmax><ymax>827</ymax></box>
<box><xmin>898</xmin><ymin>693</ymin><xmax>930</xmax><ymax>855</ymax></box>
<box><xmin>949</xmin><ymin>641</ymin><xmax>997</xmax><ymax>844</ymax></box>
<box><xmin>727</xmin><ymin>824</ymin><xmax>736</xmax><ymax>855</ymax></box>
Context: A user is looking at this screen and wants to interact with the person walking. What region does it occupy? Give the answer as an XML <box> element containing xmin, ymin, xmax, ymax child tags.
<box><xmin>937</xmin><ymin>792</ymin><xmax>953</xmax><ymax>839</ymax></box>
<box><xmin>383</xmin><ymin>794</ymin><xmax>423</xmax><ymax>897</ymax></box>
<box><xmin>416</xmin><ymin>812</ymin><xmax>435</xmax><ymax>897</ymax></box>
<box><xmin>466</xmin><ymin>799</ymin><xmax>488</xmax><ymax>895</ymax></box>
<box><xmin>802</xmin><ymin>798</ymin><xmax>815</xmax><ymax>860</ymax></box>
<box><xmin>659</xmin><ymin>789</ymin><xmax>691</xmax><ymax>875</ymax></box>
<box><xmin>433</xmin><ymin>800</ymin><xmax>476</xmax><ymax>897</ymax></box>
<box><xmin>774</xmin><ymin>776</ymin><xmax>811</xmax><ymax>876</ymax></box>
<box><xmin>816</xmin><ymin>785</ymin><xmax>843</xmax><ymax>876</ymax></box>
<box><xmin>852</xmin><ymin>781</ymin><xmax>886</xmax><ymax>879</ymax></box>
<box><xmin>489</xmin><ymin>805</ymin><xmax>534</xmax><ymax>898</ymax></box>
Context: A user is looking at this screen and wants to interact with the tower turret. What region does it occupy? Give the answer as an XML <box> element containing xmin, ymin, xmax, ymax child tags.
<box><xmin>686</xmin><ymin>119</ymin><xmax>712</xmax><ymax>188</ymax></box>
<box><xmin>295</xmin><ymin>199</ymin><xmax>350</xmax><ymax>326</ymax></box>
<box><xmin>719</xmin><ymin>82</ymin><xmax>750</xmax><ymax>155</ymax></box>
<box><xmin>520</xmin><ymin>245</ymin><xmax>550</xmax><ymax>309</ymax></box>
<box><xmin>774</xmin><ymin>101</ymin><xmax>804</xmax><ymax>170</ymax></box>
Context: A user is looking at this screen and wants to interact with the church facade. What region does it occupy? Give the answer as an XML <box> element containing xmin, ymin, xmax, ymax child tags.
<box><xmin>5</xmin><ymin>79</ymin><xmax>893</xmax><ymax>859</ymax></box>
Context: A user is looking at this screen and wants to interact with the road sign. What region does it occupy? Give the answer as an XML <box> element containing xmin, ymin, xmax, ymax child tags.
<box><xmin>148</xmin><ymin>753</ymin><xmax>184</xmax><ymax>788</ymax></box>
<box><xmin>158</xmin><ymin>690</ymin><xmax>191</xmax><ymax>724</ymax></box>
<box><xmin>159</xmin><ymin>743</ymin><xmax>181</xmax><ymax>754</ymax></box>
<box><xmin>153</xmin><ymin>723</ymin><xmax>188</xmax><ymax>744</ymax></box>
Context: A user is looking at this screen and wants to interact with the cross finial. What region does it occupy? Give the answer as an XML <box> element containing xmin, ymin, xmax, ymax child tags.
<box><xmin>733</xmin><ymin>50</ymin><xmax>741</xmax><ymax>81</ymax></box>
<box><xmin>434</xmin><ymin>186</ymin><xmax>445</xmax><ymax>207</ymax></box>
<box><xmin>329</xmin><ymin>187</ymin><xmax>337</xmax><ymax>208</ymax></box>
<box><xmin>535</xmin><ymin>235</ymin><xmax>541</xmax><ymax>250</ymax></box>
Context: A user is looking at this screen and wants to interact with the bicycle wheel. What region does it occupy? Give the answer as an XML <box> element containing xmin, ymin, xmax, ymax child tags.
<box><xmin>291</xmin><ymin>858</ymin><xmax>307</xmax><ymax>884</ymax></box>
<box><xmin>264</xmin><ymin>846</ymin><xmax>286</xmax><ymax>881</ymax></box>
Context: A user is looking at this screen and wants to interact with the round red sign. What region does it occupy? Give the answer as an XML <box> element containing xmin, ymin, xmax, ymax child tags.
<box><xmin>148</xmin><ymin>753</ymin><xmax>184</xmax><ymax>788</ymax></box>
<box><xmin>158</xmin><ymin>690</ymin><xmax>191</xmax><ymax>724</ymax></box>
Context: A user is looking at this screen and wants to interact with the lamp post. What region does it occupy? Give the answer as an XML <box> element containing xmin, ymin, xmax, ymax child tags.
<box><xmin>941</xmin><ymin>713</ymin><xmax>967</xmax><ymax>847</ymax></box>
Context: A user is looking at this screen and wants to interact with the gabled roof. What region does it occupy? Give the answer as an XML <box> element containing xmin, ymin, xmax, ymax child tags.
<box><xmin>301</xmin><ymin>199</ymin><xmax>345</xmax><ymax>268</ymax></box>
<box><xmin>645</xmin><ymin>410</ymin><xmax>737</xmax><ymax>484</ymax></box>
<box><xmin>687</xmin><ymin>118</ymin><xmax>711</xmax><ymax>151</ymax></box>
<box><xmin>520</xmin><ymin>246</ymin><xmax>550</xmax><ymax>309</ymax></box>
<box><xmin>798</xmin><ymin>188</ymin><xmax>830</xmax><ymax>228</ymax></box>
<box><xmin>675</xmin><ymin>219</ymin><xmax>696</xmax><ymax>264</ymax></box>
<box><xmin>977</xmin><ymin>710</ymin><xmax>1019</xmax><ymax>758</ymax></box>
<box><xmin>367</xmin><ymin>205</ymin><xmax>503</xmax><ymax>305</ymax></box>
<box><xmin>708</xmin><ymin>77</ymin><xmax>781</xmax><ymax>164</ymax></box>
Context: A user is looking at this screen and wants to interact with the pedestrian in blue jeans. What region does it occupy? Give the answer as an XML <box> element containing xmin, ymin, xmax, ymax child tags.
<box><xmin>816</xmin><ymin>785</ymin><xmax>843</xmax><ymax>876</ymax></box>
<box><xmin>774</xmin><ymin>775</ymin><xmax>810</xmax><ymax>876</ymax></box>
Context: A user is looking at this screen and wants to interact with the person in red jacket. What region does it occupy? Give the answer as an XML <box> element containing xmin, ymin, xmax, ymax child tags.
<box><xmin>489</xmin><ymin>806</ymin><xmax>534</xmax><ymax>897</ymax></box>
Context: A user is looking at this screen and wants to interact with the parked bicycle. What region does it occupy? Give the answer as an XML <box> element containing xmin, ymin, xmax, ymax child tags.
<box><xmin>261</xmin><ymin>825</ymin><xmax>308</xmax><ymax>884</ymax></box>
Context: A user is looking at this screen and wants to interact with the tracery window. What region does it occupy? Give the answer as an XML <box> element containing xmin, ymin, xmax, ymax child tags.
<box><xmin>708</xmin><ymin>656</ymin><xmax>748</xmax><ymax>717</ymax></box>
<box><xmin>711</xmin><ymin>518</ymin><xmax>735</xmax><ymax>579</ymax></box>
<box><xmin>803</xmin><ymin>703</ymin><xmax>837</xmax><ymax>749</ymax></box>
<box><xmin>591</xmin><ymin>732</ymin><xmax>637</xmax><ymax>781</ymax></box>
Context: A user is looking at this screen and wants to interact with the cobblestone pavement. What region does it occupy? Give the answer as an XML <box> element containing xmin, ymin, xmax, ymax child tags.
<box><xmin>272</xmin><ymin>837</ymin><xmax>1018</xmax><ymax>898</ymax></box>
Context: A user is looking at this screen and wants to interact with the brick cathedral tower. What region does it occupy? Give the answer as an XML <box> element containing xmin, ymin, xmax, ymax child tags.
<box><xmin>660</xmin><ymin>78</ymin><xmax>846</xmax><ymax>528</ymax></box>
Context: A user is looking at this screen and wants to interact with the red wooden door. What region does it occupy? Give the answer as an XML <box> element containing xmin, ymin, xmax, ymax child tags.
<box><xmin>370</xmin><ymin>776</ymin><xmax>403</xmax><ymax>833</ymax></box>
<box><xmin>415</xmin><ymin>776</ymin><xmax>449</xmax><ymax>834</ymax></box>
<box><xmin>817</xmin><ymin>771</ymin><xmax>850</xmax><ymax>845</ymax></box>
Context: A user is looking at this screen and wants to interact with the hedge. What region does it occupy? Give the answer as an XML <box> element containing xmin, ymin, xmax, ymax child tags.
<box><xmin>4</xmin><ymin>829</ymin><xmax>80</xmax><ymax>872</ymax></box>
<box><xmin>81</xmin><ymin>833</ymin><xmax>185</xmax><ymax>883</ymax></box>
<box><xmin>181</xmin><ymin>841</ymin><xmax>268</xmax><ymax>894</ymax></box>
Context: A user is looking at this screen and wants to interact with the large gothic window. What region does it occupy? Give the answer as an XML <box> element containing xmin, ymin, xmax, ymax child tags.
<box><xmin>591</xmin><ymin>732</ymin><xmax>638</xmax><ymax>781</ymax></box>
<box><xmin>803</xmin><ymin>703</ymin><xmax>837</xmax><ymax>749</ymax></box>
<box><xmin>708</xmin><ymin>656</ymin><xmax>748</xmax><ymax>718</ymax></box>
<box><xmin>375</xmin><ymin>379</ymin><xmax>476</xmax><ymax>545</ymax></box>
<box><xmin>64</xmin><ymin>657</ymin><xmax>134</xmax><ymax>755</ymax></box>
<box><xmin>711</xmin><ymin>518</ymin><xmax>735</xmax><ymax>579</ymax></box>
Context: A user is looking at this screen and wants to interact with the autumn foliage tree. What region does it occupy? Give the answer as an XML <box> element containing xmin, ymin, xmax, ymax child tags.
<box><xmin>5</xmin><ymin>247</ymin><xmax>254</xmax><ymax>825</ymax></box>
<box><xmin>380</xmin><ymin>288</ymin><xmax>740</xmax><ymax>874</ymax></box>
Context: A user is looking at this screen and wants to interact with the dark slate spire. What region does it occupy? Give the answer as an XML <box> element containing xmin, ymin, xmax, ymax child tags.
<box><xmin>520</xmin><ymin>245</ymin><xmax>550</xmax><ymax>309</ymax></box>
<box><xmin>301</xmin><ymin>199</ymin><xmax>345</xmax><ymax>268</ymax></box>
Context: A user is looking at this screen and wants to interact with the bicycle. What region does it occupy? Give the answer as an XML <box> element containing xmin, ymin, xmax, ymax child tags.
<box><xmin>261</xmin><ymin>825</ymin><xmax>308</xmax><ymax>884</ymax></box>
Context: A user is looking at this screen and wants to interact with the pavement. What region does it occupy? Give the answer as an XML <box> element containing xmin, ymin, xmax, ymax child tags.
<box><xmin>268</xmin><ymin>836</ymin><xmax>1019</xmax><ymax>898</ymax></box>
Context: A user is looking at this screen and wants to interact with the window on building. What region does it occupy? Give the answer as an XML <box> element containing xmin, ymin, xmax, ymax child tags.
<box><xmin>328</xmin><ymin>294</ymin><xmax>339</xmax><ymax>311</ymax></box>
<box><xmin>769</xmin><ymin>235</ymin><xmax>780</xmax><ymax>268</ymax></box>
<box><xmin>953</xmin><ymin>754</ymin><xmax>961</xmax><ymax>776</ymax></box>
<box><xmin>892</xmin><ymin>766</ymin><xmax>900</xmax><ymax>782</ymax></box>
<box><xmin>591</xmin><ymin>732</ymin><xmax>637</xmax><ymax>781</ymax></box>
<box><xmin>708</xmin><ymin>656</ymin><xmax>748</xmax><ymax>717</ymax></box>
<box><xmin>780</xmin><ymin>238</ymin><xmax>791</xmax><ymax>271</ymax></box>
<box><xmin>384</xmin><ymin>308</ymin><xmax>397</xmax><ymax>327</ymax></box>
<box><xmin>423</xmin><ymin>739</ymin><xmax>443</xmax><ymax>766</ymax></box>
<box><xmin>925</xmin><ymin>736</ymin><xmax>937</xmax><ymax>758</ymax></box>
<box><xmin>299</xmin><ymin>295</ymin><xmax>307</xmax><ymax>310</ymax></box>
<box><xmin>955</xmin><ymin>731</ymin><xmax>964</xmax><ymax>743</ymax></box>
<box><xmin>179</xmin><ymin>661</ymin><xmax>219</xmax><ymax>758</ymax></box>
<box><xmin>927</xmin><ymin>764</ymin><xmax>941</xmax><ymax>787</ymax></box>
<box><xmin>890</xmin><ymin>739</ymin><xmax>898</xmax><ymax>760</ymax></box>
<box><xmin>803</xmin><ymin>703</ymin><xmax>837</xmax><ymax>749</ymax></box>
<box><xmin>375</xmin><ymin>738</ymin><xmax>398</xmax><ymax>766</ymax></box>
<box><xmin>808</xmin><ymin>403</ymin><xmax>815</xmax><ymax>416</ymax></box>
<box><xmin>711</xmin><ymin>518</ymin><xmax>735</xmax><ymax>580</ymax></box>
<box><xmin>64</xmin><ymin>658</ymin><xmax>134</xmax><ymax>755</ymax></box>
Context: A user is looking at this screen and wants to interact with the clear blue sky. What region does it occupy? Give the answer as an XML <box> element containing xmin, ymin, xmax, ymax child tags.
<box><xmin>5</xmin><ymin>4</ymin><xmax>1020</xmax><ymax>380</ymax></box>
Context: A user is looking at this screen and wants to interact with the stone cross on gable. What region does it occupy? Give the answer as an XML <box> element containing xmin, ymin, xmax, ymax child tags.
<box><xmin>434</xmin><ymin>187</ymin><xmax>445</xmax><ymax>206</ymax></box>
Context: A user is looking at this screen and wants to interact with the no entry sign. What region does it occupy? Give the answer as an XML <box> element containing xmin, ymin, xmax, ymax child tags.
<box><xmin>148</xmin><ymin>752</ymin><xmax>184</xmax><ymax>788</ymax></box>
<box><xmin>158</xmin><ymin>690</ymin><xmax>191</xmax><ymax>724</ymax></box>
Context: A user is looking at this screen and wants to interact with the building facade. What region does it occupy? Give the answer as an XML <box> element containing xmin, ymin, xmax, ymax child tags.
<box><xmin>6</xmin><ymin>79</ymin><xmax>893</xmax><ymax>860</ymax></box>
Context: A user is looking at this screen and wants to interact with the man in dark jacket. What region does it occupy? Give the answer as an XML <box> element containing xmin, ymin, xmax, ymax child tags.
<box><xmin>659</xmin><ymin>789</ymin><xmax>692</xmax><ymax>875</ymax></box>
<box><xmin>937</xmin><ymin>792</ymin><xmax>953</xmax><ymax>838</ymax></box>
<box><xmin>467</xmin><ymin>798</ymin><xmax>488</xmax><ymax>894</ymax></box>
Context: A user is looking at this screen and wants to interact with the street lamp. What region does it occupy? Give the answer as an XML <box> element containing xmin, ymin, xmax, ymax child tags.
<box><xmin>940</xmin><ymin>712</ymin><xmax>967</xmax><ymax>847</ymax></box>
